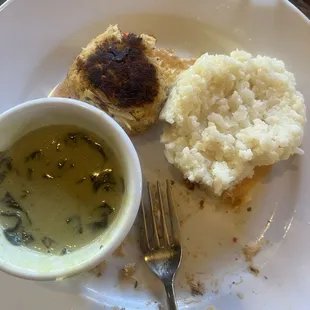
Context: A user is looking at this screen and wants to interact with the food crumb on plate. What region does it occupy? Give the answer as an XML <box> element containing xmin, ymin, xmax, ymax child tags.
<box><xmin>119</xmin><ymin>262</ymin><xmax>136</xmax><ymax>281</ymax></box>
<box><xmin>242</xmin><ymin>240</ymin><xmax>264</xmax><ymax>262</ymax></box>
<box><xmin>186</xmin><ymin>273</ymin><xmax>205</xmax><ymax>296</ymax></box>
<box><xmin>231</xmin><ymin>277</ymin><xmax>243</xmax><ymax>287</ymax></box>
<box><xmin>248</xmin><ymin>265</ymin><xmax>260</xmax><ymax>276</ymax></box>
<box><xmin>243</xmin><ymin>240</ymin><xmax>263</xmax><ymax>275</ymax></box>
<box><xmin>113</xmin><ymin>242</ymin><xmax>125</xmax><ymax>257</ymax></box>
<box><xmin>89</xmin><ymin>260</ymin><xmax>107</xmax><ymax>277</ymax></box>
<box><xmin>236</xmin><ymin>292</ymin><xmax>244</xmax><ymax>300</ymax></box>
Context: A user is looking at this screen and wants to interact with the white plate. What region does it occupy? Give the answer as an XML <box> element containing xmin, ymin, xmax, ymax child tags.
<box><xmin>0</xmin><ymin>0</ymin><xmax>309</xmax><ymax>309</ymax></box>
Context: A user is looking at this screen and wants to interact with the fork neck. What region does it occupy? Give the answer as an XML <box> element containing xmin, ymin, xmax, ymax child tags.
<box><xmin>164</xmin><ymin>281</ymin><xmax>178</xmax><ymax>310</ymax></box>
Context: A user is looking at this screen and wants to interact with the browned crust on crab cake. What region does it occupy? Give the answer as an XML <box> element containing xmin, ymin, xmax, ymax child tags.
<box><xmin>82</xmin><ymin>33</ymin><xmax>159</xmax><ymax>108</ymax></box>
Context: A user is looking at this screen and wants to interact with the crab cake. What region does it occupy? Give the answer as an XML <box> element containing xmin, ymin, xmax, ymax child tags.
<box><xmin>56</xmin><ymin>26</ymin><xmax>170</xmax><ymax>135</ymax></box>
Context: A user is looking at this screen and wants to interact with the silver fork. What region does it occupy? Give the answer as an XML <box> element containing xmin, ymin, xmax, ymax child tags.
<box><xmin>140</xmin><ymin>180</ymin><xmax>182</xmax><ymax>310</ymax></box>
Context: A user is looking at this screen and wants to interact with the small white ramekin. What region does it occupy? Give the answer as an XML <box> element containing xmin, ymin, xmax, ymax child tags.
<box><xmin>0</xmin><ymin>97</ymin><xmax>142</xmax><ymax>280</ymax></box>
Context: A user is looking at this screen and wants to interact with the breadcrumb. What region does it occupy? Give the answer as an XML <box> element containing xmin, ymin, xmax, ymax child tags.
<box><xmin>119</xmin><ymin>263</ymin><xmax>136</xmax><ymax>281</ymax></box>
<box><xmin>243</xmin><ymin>240</ymin><xmax>264</xmax><ymax>262</ymax></box>
<box><xmin>113</xmin><ymin>242</ymin><xmax>125</xmax><ymax>257</ymax></box>
<box><xmin>90</xmin><ymin>261</ymin><xmax>107</xmax><ymax>277</ymax></box>
<box><xmin>186</xmin><ymin>274</ymin><xmax>205</xmax><ymax>296</ymax></box>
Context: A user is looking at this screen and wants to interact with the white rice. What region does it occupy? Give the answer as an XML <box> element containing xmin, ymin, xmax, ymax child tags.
<box><xmin>160</xmin><ymin>50</ymin><xmax>306</xmax><ymax>195</ymax></box>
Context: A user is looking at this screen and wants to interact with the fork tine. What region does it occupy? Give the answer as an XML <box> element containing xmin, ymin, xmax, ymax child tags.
<box><xmin>166</xmin><ymin>179</ymin><xmax>180</xmax><ymax>245</ymax></box>
<box><xmin>140</xmin><ymin>198</ymin><xmax>151</xmax><ymax>250</ymax></box>
<box><xmin>157</xmin><ymin>181</ymin><xmax>170</xmax><ymax>247</ymax></box>
<box><xmin>148</xmin><ymin>182</ymin><xmax>160</xmax><ymax>248</ymax></box>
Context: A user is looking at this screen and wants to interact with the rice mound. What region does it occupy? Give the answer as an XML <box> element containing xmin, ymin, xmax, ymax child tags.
<box><xmin>160</xmin><ymin>50</ymin><xmax>306</xmax><ymax>195</ymax></box>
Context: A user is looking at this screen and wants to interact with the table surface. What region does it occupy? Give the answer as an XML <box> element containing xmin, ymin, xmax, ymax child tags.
<box><xmin>292</xmin><ymin>0</ymin><xmax>310</xmax><ymax>16</ymax></box>
<box><xmin>0</xmin><ymin>0</ymin><xmax>309</xmax><ymax>16</ymax></box>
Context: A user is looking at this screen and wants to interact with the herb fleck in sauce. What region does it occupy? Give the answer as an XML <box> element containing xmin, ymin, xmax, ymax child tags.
<box><xmin>0</xmin><ymin>125</ymin><xmax>124</xmax><ymax>255</ymax></box>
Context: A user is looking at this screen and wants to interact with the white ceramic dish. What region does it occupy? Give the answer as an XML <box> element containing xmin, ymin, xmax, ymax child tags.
<box><xmin>0</xmin><ymin>0</ymin><xmax>309</xmax><ymax>309</ymax></box>
<box><xmin>0</xmin><ymin>97</ymin><xmax>142</xmax><ymax>281</ymax></box>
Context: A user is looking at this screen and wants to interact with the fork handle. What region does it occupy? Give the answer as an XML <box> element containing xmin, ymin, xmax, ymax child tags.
<box><xmin>164</xmin><ymin>282</ymin><xmax>177</xmax><ymax>310</ymax></box>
